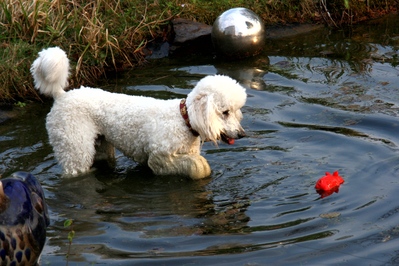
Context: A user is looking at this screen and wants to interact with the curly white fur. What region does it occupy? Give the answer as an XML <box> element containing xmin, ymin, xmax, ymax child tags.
<box><xmin>31</xmin><ymin>47</ymin><xmax>247</xmax><ymax>179</ymax></box>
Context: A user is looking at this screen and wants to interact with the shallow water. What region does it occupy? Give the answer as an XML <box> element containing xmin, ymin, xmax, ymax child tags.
<box><xmin>2</xmin><ymin>15</ymin><xmax>399</xmax><ymax>265</ymax></box>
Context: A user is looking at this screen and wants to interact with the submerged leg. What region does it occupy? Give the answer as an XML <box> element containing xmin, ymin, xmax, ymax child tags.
<box><xmin>51</xmin><ymin>133</ymin><xmax>97</xmax><ymax>175</ymax></box>
<box><xmin>47</xmin><ymin>119</ymin><xmax>99</xmax><ymax>175</ymax></box>
<box><xmin>93</xmin><ymin>135</ymin><xmax>116</xmax><ymax>169</ymax></box>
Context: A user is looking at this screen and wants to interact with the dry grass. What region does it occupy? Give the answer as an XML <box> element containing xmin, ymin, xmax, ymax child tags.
<box><xmin>0</xmin><ymin>0</ymin><xmax>177</xmax><ymax>102</ymax></box>
<box><xmin>0</xmin><ymin>0</ymin><xmax>397</xmax><ymax>102</ymax></box>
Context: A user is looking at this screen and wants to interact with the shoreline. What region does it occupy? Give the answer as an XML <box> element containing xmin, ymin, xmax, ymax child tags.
<box><xmin>1</xmin><ymin>0</ymin><xmax>397</xmax><ymax>103</ymax></box>
<box><xmin>0</xmin><ymin>12</ymin><xmax>397</xmax><ymax>123</ymax></box>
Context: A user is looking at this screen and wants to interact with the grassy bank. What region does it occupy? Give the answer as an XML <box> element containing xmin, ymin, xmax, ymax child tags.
<box><xmin>0</xmin><ymin>0</ymin><xmax>397</xmax><ymax>103</ymax></box>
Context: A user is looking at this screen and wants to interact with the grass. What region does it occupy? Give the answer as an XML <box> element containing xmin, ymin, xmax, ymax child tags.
<box><xmin>64</xmin><ymin>218</ymin><xmax>75</xmax><ymax>266</ymax></box>
<box><xmin>0</xmin><ymin>0</ymin><xmax>397</xmax><ymax>103</ymax></box>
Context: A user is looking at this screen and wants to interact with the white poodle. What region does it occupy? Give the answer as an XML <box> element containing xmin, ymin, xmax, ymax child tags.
<box><xmin>31</xmin><ymin>47</ymin><xmax>247</xmax><ymax>179</ymax></box>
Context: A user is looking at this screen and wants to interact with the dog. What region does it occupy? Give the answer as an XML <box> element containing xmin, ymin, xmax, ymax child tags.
<box><xmin>31</xmin><ymin>47</ymin><xmax>247</xmax><ymax>179</ymax></box>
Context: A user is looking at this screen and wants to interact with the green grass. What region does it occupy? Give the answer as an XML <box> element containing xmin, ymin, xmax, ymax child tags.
<box><xmin>0</xmin><ymin>0</ymin><xmax>396</xmax><ymax>102</ymax></box>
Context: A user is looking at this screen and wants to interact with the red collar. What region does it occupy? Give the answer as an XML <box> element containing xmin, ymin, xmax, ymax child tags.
<box><xmin>180</xmin><ymin>99</ymin><xmax>199</xmax><ymax>137</ymax></box>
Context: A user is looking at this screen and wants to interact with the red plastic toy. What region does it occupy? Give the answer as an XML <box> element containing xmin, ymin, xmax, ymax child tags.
<box><xmin>315</xmin><ymin>171</ymin><xmax>344</xmax><ymax>198</ymax></box>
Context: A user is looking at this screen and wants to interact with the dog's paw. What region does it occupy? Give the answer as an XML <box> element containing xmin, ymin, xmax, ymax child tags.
<box><xmin>187</xmin><ymin>155</ymin><xmax>211</xmax><ymax>180</ymax></box>
<box><xmin>148</xmin><ymin>154</ymin><xmax>211</xmax><ymax>179</ymax></box>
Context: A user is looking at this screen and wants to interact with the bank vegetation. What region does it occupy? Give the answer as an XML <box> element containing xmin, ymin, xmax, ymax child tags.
<box><xmin>0</xmin><ymin>0</ymin><xmax>397</xmax><ymax>102</ymax></box>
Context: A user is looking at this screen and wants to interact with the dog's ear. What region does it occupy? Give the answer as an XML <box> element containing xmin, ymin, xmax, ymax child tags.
<box><xmin>188</xmin><ymin>93</ymin><xmax>223</xmax><ymax>144</ymax></box>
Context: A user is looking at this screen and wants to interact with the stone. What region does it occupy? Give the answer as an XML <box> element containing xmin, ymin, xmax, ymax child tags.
<box><xmin>172</xmin><ymin>18</ymin><xmax>212</xmax><ymax>43</ymax></box>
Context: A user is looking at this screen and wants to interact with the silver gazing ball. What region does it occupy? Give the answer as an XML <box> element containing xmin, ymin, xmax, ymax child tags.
<box><xmin>212</xmin><ymin>8</ymin><xmax>265</xmax><ymax>59</ymax></box>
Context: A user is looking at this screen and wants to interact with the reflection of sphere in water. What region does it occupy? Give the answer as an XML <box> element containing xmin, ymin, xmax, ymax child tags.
<box><xmin>212</xmin><ymin>8</ymin><xmax>265</xmax><ymax>59</ymax></box>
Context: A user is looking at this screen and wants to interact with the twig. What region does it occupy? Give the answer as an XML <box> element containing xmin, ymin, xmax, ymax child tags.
<box><xmin>320</xmin><ymin>0</ymin><xmax>338</xmax><ymax>28</ymax></box>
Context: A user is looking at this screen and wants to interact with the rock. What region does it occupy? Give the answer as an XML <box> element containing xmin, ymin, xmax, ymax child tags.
<box><xmin>145</xmin><ymin>42</ymin><xmax>170</xmax><ymax>59</ymax></box>
<box><xmin>0</xmin><ymin>103</ymin><xmax>17</xmax><ymax>124</ymax></box>
<box><xmin>172</xmin><ymin>18</ymin><xmax>212</xmax><ymax>43</ymax></box>
<box><xmin>144</xmin><ymin>18</ymin><xmax>213</xmax><ymax>59</ymax></box>
<box><xmin>168</xmin><ymin>18</ymin><xmax>214</xmax><ymax>58</ymax></box>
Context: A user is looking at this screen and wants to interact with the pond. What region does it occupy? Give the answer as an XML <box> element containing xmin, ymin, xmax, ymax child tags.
<box><xmin>2</xmin><ymin>15</ymin><xmax>399</xmax><ymax>265</ymax></box>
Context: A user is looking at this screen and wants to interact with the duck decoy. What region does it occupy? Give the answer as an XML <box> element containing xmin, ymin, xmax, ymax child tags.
<box><xmin>0</xmin><ymin>172</ymin><xmax>49</xmax><ymax>265</ymax></box>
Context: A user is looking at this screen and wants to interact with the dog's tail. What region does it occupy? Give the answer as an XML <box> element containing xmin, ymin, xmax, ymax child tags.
<box><xmin>30</xmin><ymin>47</ymin><xmax>70</xmax><ymax>99</ymax></box>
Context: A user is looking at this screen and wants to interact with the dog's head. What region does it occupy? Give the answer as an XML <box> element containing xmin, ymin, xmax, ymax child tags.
<box><xmin>186</xmin><ymin>75</ymin><xmax>247</xmax><ymax>145</ymax></box>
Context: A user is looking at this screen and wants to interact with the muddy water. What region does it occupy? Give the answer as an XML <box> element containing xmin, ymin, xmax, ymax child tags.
<box><xmin>2</xmin><ymin>15</ymin><xmax>399</xmax><ymax>265</ymax></box>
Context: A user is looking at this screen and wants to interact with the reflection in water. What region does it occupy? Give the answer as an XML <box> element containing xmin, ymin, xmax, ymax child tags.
<box><xmin>2</xmin><ymin>15</ymin><xmax>399</xmax><ymax>265</ymax></box>
<box><xmin>45</xmin><ymin>170</ymin><xmax>254</xmax><ymax>260</ymax></box>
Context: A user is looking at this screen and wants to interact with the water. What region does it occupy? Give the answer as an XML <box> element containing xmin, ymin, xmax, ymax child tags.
<box><xmin>2</xmin><ymin>15</ymin><xmax>399</xmax><ymax>265</ymax></box>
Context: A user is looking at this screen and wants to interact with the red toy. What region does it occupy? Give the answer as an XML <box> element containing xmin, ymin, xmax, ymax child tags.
<box><xmin>315</xmin><ymin>171</ymin><xmax>344</xmax><ymax>198</ymax></box>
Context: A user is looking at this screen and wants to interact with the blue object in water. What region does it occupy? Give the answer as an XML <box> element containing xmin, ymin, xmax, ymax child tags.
<box><xmin>0</xmin><ymin>172</ymin><xmax>49</xmax><ymax>265</ymax></box>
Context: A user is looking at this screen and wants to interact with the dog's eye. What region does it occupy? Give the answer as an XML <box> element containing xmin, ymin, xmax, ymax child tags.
<box><xmin>223</xmin><ymin>110</ymin><xmax>229</xmax><ymax>116</ymax></box>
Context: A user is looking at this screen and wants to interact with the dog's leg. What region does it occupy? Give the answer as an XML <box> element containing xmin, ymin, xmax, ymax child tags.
<box><xmin>94</xmin><ymin>135</ymin><xmax>116</xmax><ymax>169</ymax></box>
<box><xmin>148</xmin><ymin>153</ymin><xmax>211</xmax><ymax>180</ymax></box>
<box><xmin>47</xmin><ymin>119</ymin><xmax>99</xmax><ymax>175</ymax></box>
<box><xmin>51</xmin><ymin>135</ymin><xmax>96</xmax><ymax>175</ymax></box>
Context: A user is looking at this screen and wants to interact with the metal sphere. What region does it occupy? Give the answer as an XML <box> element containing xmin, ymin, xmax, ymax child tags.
<box><xmin>212</xmin><ymin>8</ymin><xmax>265</xmax><ymax>59</ymax></box>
